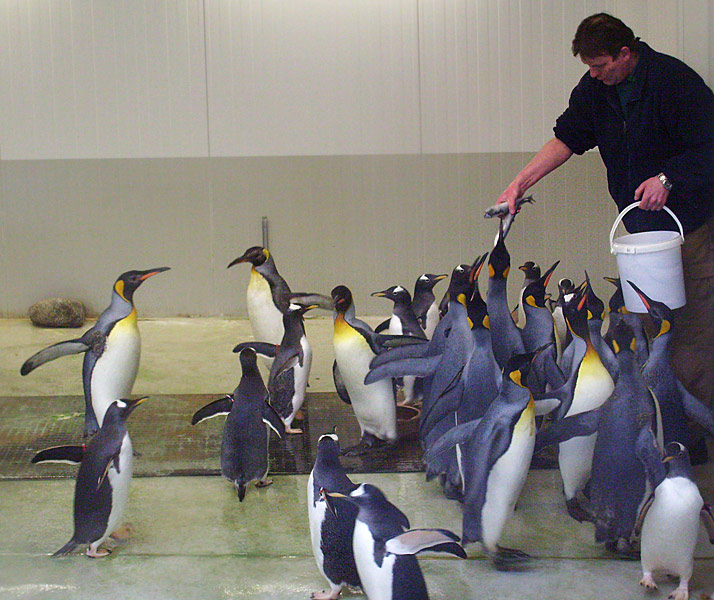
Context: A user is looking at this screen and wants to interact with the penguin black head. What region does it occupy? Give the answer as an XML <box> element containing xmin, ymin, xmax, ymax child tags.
<box><xmin>414</xmin><ymin>273</ymin><xmax>448</xmax><ymax>294</ymax></box>
<box><xmin>227</xmin><ymin>246</ymin><xmax>269</xmax><ymax>269</ymax></box>
<box><xmin>604</xmin><ymin>276</ymin><xmax>626</xmax><ymax>314</ymax></box>
<box><xmin>115</xmin><ymin>267</ymin><xmax>170</xmax><ymax>302</ymax></box>
<box><xmin>519</xmin><ymin>261</ymin><xmax>541</xmax><ymax>281</ymax></box>
<box><xmin>503</xmin><ymin>351</ymin><xmax>538</xmax><ymax>388</ymax></box>
<box><xmin>237</xmin><ymin>346</ymin><xmax>260</xmax><ymax>376</ymax></box>
<box><xmin>563</xmin><ymin>283</ymin><xmax>590</xmax><ymax>340</ymax></box>
<box><xmin>103</xmin><ymin>396</ymin><xmax>148</xmax><ymax>425</ymax></box>
<box><xmin>557</xmin><ymin>278</ymin><xmax>575</xmax><ymax>300</ymax></box>
<box><xmin>371</xmin><ymin>285</ymin><xmax>412</xmax><ymax>305</ymax></box>
<box><xmin>610</xmin><ymin>319</ymin><xmax>636</xmax><ymax>355</ymax></box>
<box><xmin>286</xmin><ymin>301</ymin><xmax>318</xmax><ymax>317</ymax></box>
<box><xmin>488</xmin><ymin>228</ymin><xmax>510</xmax><ymax>280</ymax></box>
<box><xmin>583</xmin><ymin>271</ymin><xmax>605</xmax><ymax>321</ymax></box>
<box><xmin>663</xmin><ymin>441</ymin><xmax>694</xmax><ymax>479</ymax></box>
<box><xmin>626</xmin><ymin>281</ymin><xmax>672</xmax><ymax>339</ymax></box>
<box><xmin>467</xmin><ymin>289</ymin><xmax>489</xmax><ymax>330</ymax></box>
<box><xmin>331</xmin><ymin>285</ymin><xmax>353</xmax><ymax>313</ymax></box>
<box><xmin>447</xmin><ymin>265</ymin><xmax>473</xmax><ymax>305</ymax></box>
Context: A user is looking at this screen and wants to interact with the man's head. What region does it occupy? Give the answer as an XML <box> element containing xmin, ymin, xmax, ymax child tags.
<box><xmin>572</xmin><ymin>13</ymin><xmax>639</xmax><ymax>85</ymax></box>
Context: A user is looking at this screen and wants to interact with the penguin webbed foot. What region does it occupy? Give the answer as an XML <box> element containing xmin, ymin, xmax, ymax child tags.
<box><xmin>255</xmin><ymin>478</ymin><xmax>273</xmax><ymax>489</ymax></box>
<box><xmin>85</xmin><ymin>545</ymin><xmax>111</xmax><ymax>558</ymax></box>
<box><xmin>284</xmin><ymin>427</ymin><xmax>304</xmax><ymax>434</ymax></box>
<box><xmin>310</xmin><ymin>587</ymin><xmax>342</xmax><ymax>600</ymax></box>
<box><xmin>639</xmin><ymin>572</ymin><xmax>657</xmax><ymax>590</ymax></box>
<box><xmin>604</xmin><ymin>538</ymin><xmax>639</xmax><ymax>561</ymax></box>
<box><xmin>491</xmin><ymin>546</ymin><xmax>532</xmax><ymax>571</ymax></box>
<box><xmin>565</xmin><ymin>498</ymin><xmax>593</xmax><ymax>523</ymax></box>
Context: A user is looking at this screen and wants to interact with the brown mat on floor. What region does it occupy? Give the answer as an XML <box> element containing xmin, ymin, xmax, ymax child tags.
<box><xmin>0</xmin><ymin>393</ymin><xmax>424</xmax><ymax>480</ymax></box>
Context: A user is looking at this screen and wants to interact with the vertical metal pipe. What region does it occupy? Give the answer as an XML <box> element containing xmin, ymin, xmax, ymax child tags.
<box><xmin>262</xmin><ymin>216</ymin><xmax>269</xmax><ymax>250</ymax></box>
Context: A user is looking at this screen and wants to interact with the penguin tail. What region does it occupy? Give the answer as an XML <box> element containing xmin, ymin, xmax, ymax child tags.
<box><xmin>237</xmin><ymin>483</ymin><xmax>247</xmax><ymax>502</ymax></box>
<box><xmin>52</xmin><ymin>539</ymin><xmax>79</xmax><ymax>557</ymax></box>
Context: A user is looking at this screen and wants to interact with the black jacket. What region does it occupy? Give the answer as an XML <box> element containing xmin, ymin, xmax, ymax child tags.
<box><xmin>554</xmin><ymin>42</ymin><xmax>714</xmax><ymax>234</ymax></box>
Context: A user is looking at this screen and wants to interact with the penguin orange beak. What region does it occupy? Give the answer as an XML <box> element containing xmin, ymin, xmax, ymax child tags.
<box><xmin>320</xmin><ymin>488</ymin><xmax>346</xmax><ymax>517</ymax></box>
<box><xmin>139</xmin><ymin>267</ymin><xmax>170</xmax><ymax>281</ymax></box>
<box><xmin>626</xmin><ymin>280</ymin><xmax>652</xmax><ymax>311</ymax></box>
<box><xmin>371</xmin><ymin>291</ymin><xmax>387</xmax><ymax>298</ymax></box>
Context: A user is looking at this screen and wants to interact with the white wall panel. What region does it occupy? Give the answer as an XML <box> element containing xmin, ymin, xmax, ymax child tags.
<box><xmin>205</xmin><ymin>0</ymin><xmax>421</xmax><ymax>156</ymax></box>
<box><xmin>0</xmin><ymin>0</ymin><xmax>208</xmax><ymax>160</ymax></box>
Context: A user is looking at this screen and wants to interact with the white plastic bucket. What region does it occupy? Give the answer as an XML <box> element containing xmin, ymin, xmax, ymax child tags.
<box><xmin>609</xmin><ymin>202</ymin><xmax>686</xmax><ymax>312</ymax></box>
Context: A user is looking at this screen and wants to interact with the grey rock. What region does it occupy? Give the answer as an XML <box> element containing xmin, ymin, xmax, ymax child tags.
<box><xmin>28</xmin><ymin>298</ymin><xmax>86</xmax><ymax>328</ymax></box>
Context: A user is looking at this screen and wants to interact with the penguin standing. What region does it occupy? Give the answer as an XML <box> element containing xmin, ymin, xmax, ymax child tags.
<box><xmin>234</xmin><ymin>302</ymin><xmax>317</xmax><ymax>433</ymax></box>
<box><xmin>307</xmin><ymin>433</ymin><xmax>361</xmax><ymax>600</ymax></box>
<box><xmin>636</xmin><ymin>441</ymin><xmax>714</xmax><ymax>600</ymax></box>
<box><xmin>411</xmin><ymin>273</ymin><xmax>448</xmax><ymax>339</ymax></box>
<box><xmin>32</xmin><ymin>397</ymin><xmax>147</xmax><ymax>557</ymax></box>
<box><xmin>515</xmin><ymin>261</ymin><xmax>541</xmax><ymax>328</ymax></box>
<box><xmin>424</xmin><ymin>352</ymin><xmax>539</xmax><ymax>570</ymax></box>
<box><xmin>332</xmin><ymin>285</ymin><xmax>397</xmax><ymax>454</ymax></box>
<box><xmin>21</xmin><ymin>267</ymin><xmax>170</xmax><ymax>437</ymax></box>
<box><xmin>191</xmin><ymin>347</ymin><xmax>285</xmax><ymax>500</ymax></box>
<box><xmin>323</xmin><ymin>483</ymin><xmax>466</xmax><ymax>600</ymax></box>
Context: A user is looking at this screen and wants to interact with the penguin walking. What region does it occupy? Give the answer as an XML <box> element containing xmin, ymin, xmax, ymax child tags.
<box><xmin>323</xmin><ymin>483</ymin><xmax>466</xmax><ymax>600</ymax></box>
<box><xmin>191</xmin><ymin>347</ymin><xmax>285</xmax><ymax>500</ymax></box>
<box><xmin>308</xmin><ymin>433</ymin><xmax>361</xmax><ymax>600</ymax></box>
<box><xmin>32</xmin><ymin>397</ymin><xmax>147</xmax><ymax>557</ymax></box>
<box><xmin>331</xmin><ymin>285</ymin><xmax>397</xmax><ymax>454</ymax></box>
<box><xmin>636</xmin><ymin>441</ymin><xmax>714</xmax><ymax>600</ymax></box>
<box><xmin>234</xmin><ymin>302</ymin><xmax>317</xmax><ymax>433</ymax></box>
<box><xmin>21</xmin><ymin>268</ymin><xmax>170</xmax><ymax>437</ymax></box>
<box><xmin>411</xmin><ymin>273</ymin><xmax>448</xmax><ymax>339</ymax></box>
<box><xmin>424</xmin><ymin>352</ymin><xmax>539</xmax><ymax>570</ymax></box>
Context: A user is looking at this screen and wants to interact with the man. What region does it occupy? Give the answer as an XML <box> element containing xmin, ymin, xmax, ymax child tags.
<box><xmin>498</xmin><ymin>13</ymin><xmax>714</xmax><ymax>461</ymax></box>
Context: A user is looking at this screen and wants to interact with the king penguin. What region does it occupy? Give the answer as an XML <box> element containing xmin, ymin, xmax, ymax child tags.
<box><xmin>636</xmin><ymin>441</ymin><xmax>714</xmax><ymax>600</ymax></box>
<box><xmin>332</xmin><ymin>285</ymin><xmax>398</xmax><ymax>454</ymax></box>
<box><xmin>516</xmin><ymin>261</ymin><xmax>541</xmax><ymax>328</ymax></box>
<box><xmin>307</xmin><ymin>433</ymin><xmax>361</xmax><ymax>600</ymax></box>
<box><xmin>21</xmin><ymin>267</ymin><xmax>170</xmax><ymax>437</ymax></box>
<box><xmin>32</xmin><ymin>397</ymin><xmax>147</xmax><ymax>557</ymax></box>
<box><xmin>424</xmin><ymin>351</ymin><xmax>539</xmax><ymax>570</ymax></box>
<box><xmin>323</xmin><ymin>483</ymin><xmax>466</xmax><ymax>600</ymax></box>
<box><xmin>191</xmin><ymin>347</ymin><xmax>285</xmax><ymax>500</ymax></box>
<box><xmin>234</xmin><ymin>302</ymin><xmax>317</xmax><ymax>433</ymax></box>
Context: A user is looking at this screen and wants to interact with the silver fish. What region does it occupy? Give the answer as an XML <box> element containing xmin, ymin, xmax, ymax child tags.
<box><xmin>483</xmin><ymin>195</ymin><xmax>535</xmax><ymax>219</ymax></box>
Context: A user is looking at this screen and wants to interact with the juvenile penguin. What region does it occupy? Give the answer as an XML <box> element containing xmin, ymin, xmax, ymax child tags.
<box><xmin>411</xmin><ymin>273</ymin><xmax>448</xmax><ymax>339</ymax></box>
<box><xmin>191</xmin><ymin>347</ymin><xmax>285</xmax><ymax>500</ymax></box>
<box><xmin>234</xmin><ymin>302</ymin><xmax>317</xmax><ymax>433</ymax></box>
<box><xmin>308</xmin><ymin>433</ymin><xmax>361</xmax><ymax>599</ymax></box>
<box><xmin>637</xmin><ymin>441</ymin><xmax>714</xmax><ymax>600</ymax></box>
<box><xmin>21</xmin><ymin>267</ymin><xmax>170</xmax><ymax>437</ymax></box>
<box><xmin>323</xmin><ymin>483</ymin><xmax>466</xmax><ymax>600</ymax></box>
<box><xmin>32</xmin><ymin>397</ymin><xmax>147</xmax><ymax>557</ymax></box>
<box><xmin>332</xmin><ymin>285</ymin><xmax>397</xmax><ymax>454</ymax></box>
<box><xmin>424</xmin><ymin>352</ymin><xmax>539</xmax><ymax>570</ymax></box>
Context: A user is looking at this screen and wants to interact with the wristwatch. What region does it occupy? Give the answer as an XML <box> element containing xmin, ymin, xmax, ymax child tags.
<box><xmin>657</xmin><ymin>172</ymin><xmax>672</xmax><ymax>191</ymax></box>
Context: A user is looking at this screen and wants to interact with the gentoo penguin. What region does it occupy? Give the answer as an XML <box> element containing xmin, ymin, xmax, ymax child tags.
<box><xmin>323</xmin><ymin>483</ymin><xmax>466</xmax><ymax>600</ymax></box>
<box><xmin>331</xmin><ymin>285</ymin><xmax>397</xmax><ymax>454</ymax></box>
<box><xmin>636</xmin><ymin>441</ymin><xmax>714</xmax><ymax>600</ymax></box>
<box><xmin>234</xmin><ymin>302</ymin><xmax>317</xmax><ymax>433</ymax></box>
<box><xmin>32</xmin><ymin>397</ymin><xmax>147</xmax><ymax>557</ymax></box>
<box><xmin>371</xmin><ymin>286</ymin><xmax>426</xmax><ymax>406</ymax></box>
<box><xmin>227</xmin><ymin>246</ymin><xmax>331</xmax><ymax>365</ymax></box>
<box><xmin>424</xmin><ymin>352</ymin><xmax>539</xmax><ymax>570</ymax></box>
<box><xmin>307</xmin><ymin>433</ymin><xmax>361</xmax><ymax>599</ymax></box>
<box><xmin>191</xmin><ymin>347</ymin><xmax>285</xmax><ymax>500</ymax></box>
<box><xmin>21</xmin><ymin>267</ymin><xmax>170</xmax><ymax>437</ymax></box>
<box><xmin>628</xmin><ymin>281</ymin><xmax>714</xmax><ymax>446</ymax></box>
<box><xmin>516</xmin><ymin>261</ymin><xmax>541</xmax><ymax>327</ymax></box>
<box><xmin>411</xmin><ymin>273</ymin><xmax>448</xmax><ymax>339</ymax></box>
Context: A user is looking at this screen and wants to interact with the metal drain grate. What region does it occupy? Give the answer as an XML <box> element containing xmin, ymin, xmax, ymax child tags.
<box><xmin>0</xmin><ymin>393</ymin><xmax>424</xmax><ymax>480</ymax></box>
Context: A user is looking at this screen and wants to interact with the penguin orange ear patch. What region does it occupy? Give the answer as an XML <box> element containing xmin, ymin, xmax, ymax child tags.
<box><xmin>114</xmin><ymin>280</ymin><xmax>126</xmax><ymax>300</ymax></box>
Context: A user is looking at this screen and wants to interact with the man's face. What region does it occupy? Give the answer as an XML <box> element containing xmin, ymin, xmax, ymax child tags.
<box><xmin>581</xmin><ymin>48</ymin><xmax>635</xmax><ymax>85</ymax></box>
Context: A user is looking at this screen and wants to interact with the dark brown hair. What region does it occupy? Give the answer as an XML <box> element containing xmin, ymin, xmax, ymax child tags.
<box><xmin>571</xmin><ymin>13</ymin><xmax>638</xmax><ymax>59</ymax></box>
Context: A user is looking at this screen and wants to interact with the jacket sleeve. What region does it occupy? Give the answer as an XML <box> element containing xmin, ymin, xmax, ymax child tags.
<box><xmin>660</xmin><ymin>68</ymin><xmax>714</xmax><ymax>189</ymax></box>
<box><xmin>553</xmin><ymin>76</ymin><xmax>598</xmax><ymax>156</ymax></box>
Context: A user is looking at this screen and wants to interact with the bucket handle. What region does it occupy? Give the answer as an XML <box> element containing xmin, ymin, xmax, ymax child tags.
<box><xmin>609</xmin><ymin>202</ymin><xmax>684</xmax><ymax>254</ymax></box>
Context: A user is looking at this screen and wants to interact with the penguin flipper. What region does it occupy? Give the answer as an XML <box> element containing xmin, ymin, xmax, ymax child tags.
<box><xmin>288</xmin><ymin>292</ymin><xmax>332</xmax><ymax>311</ymax></box>
<box><xmin>700</xmin><ymin>504</ymin><xmax>714</xmax><ymax>544</ymax></box>
<box><xmin>678</xmin><ymin>380</ymin><xmax>714</xmax><ymax>437</ymax></box>
<box><xmin>635</xmin><ymin>426</ymin><xmax>666</xmax><ymax>488</ymax></box>
<box><xmin>364</xmin><ymin>355</ymin><xmax>441</xmax><ymax>385</ymax></box>
<box><xmin>332</xmin><ymin>361</ymin><xmax>351</xmax><ymax>405</ymax></box>
<box><xmin>20</xmin><ymin>339</ymin><xmax>92</xmax><ymax>375</ymax></box>
<box><xmin>633</xmin><ymin>492</ymin><xmax>655</xmax><ymax>539</ymax></box>
<box><xmin>423</xmin><ymin>418</ymin><xmax>483</xmax><ymax>462</ymax></box>
<box><xmin>191</xmin><ymin>395</ymin><xmax>233</xmax><ymax>425</ymax></box>
<box><xmin>270</xmin><ymin>347</ymin><xmax>302</xmax><ymax>380</ymax></box>
<box><xmin>370</xmin><ymin>343</ymin><xmax>431</xmax><ymax>368</ymax></box>
<box><xmin>385</xmin><ymin>529</ymin><xmax>466</xmax><ymax>558</ymax></box>
<box><xmin>262</xmin><ymin>401</ymin><xmax>286</xmax><ymax>438</ymax></box>
<box><xmin>32</xmin><ymin>445</ymin><xmax>86</xmax><ymax>465</ymax></box>
<box><xmin>533</xmin><ymin>397</ymin><xmax>561</xmax><ymax>417</ymax></box>
<box><xmin>233</xmin><ymin>342</ymin><xmax>278</xmax><ymax>359</ymax></box>
<box><xmin>534</xmin><ymin>409</ymin><xmax>601</xmax><ymax>453</ymax></box>
<box><xmin>374</xmin><ymin>318</ymin><xmax>391</xmax><ymax>334</ymax></box>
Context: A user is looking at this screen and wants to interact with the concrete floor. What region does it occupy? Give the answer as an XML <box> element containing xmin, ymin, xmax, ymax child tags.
<box><xmin>1</xmin><ymin>317</ymin><xmax>713</xmax><ymax>600</ymax></box>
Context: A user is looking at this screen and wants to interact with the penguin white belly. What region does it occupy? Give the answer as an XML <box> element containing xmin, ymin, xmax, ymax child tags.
<box><xmin>289</xmin><ymin>336</ymin><xmax>312</xmax><ymax>422</ymax></box>
<box><xmin>353</xmin><ymin>521</ymin><xmax>396</xmax><ymax>600</ymax></box>
<box><xmin>424</xmin><ymin>303</ymin><xmax>439</xmax><ymax>340</ymax></box>
<box><xmin>641</xmin><ymin>478</ymin><xmax>703</xmax><ymax>578</ymax></box>
<box><xmin>334</xmin><ymin>332</ymin><xmax>397</xmax><ymax>441</ymax></box>
<box><xmin>306</xmin><ymin>472</ymin><xmax>327</xmax><ymax>577</ymax></box>
<box><xmin>559</xmin><ymin>348</ymin><xmax>614</xmax><ymax>498</ymax></box>
<box><xmin>481</xmin><ymin>404</ymin><xmax>535</xmax><ymax>551</ymax></box>
<box><xmin>104</xmin><ymin>433</ymin><xmax>133</xmax><ymax>543</ymax></box>
<box><xmin>247</xmin><ymin>270</ymin><xmax>284</xmax><ymax>346</ymax></box>
<box><xmin>91</xmin><ymin>319</ymin><xmax>140</xmax><ymax>427</ymax></box>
